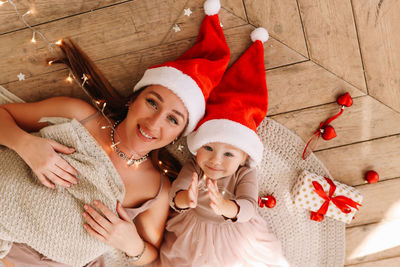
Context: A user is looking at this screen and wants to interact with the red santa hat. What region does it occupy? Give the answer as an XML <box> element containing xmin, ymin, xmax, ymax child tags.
<box><xmin>187</xmin><ymin>27</ymin><xmax>269</xmax><ymax>167</ymax></box>
<box><xmin>133</xmin><ymin>0</ymin><xmax>229</xmax><ymax>136</ymax></box>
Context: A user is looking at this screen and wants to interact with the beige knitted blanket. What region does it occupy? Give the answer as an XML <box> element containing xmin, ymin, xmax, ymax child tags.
<box><xmin>0</xmin><ymin>86</ymin><xmax>345</xmax><ymax>267</ymax></box>
<box><xmin>0</xmin><ymin>89</ymin><xmax>125</xmax><ymax>266</ymax></box>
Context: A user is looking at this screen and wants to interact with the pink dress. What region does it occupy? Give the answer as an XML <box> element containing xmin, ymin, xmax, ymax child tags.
<box><xmin>157</xmin><ymin>157</ymin><xmax>291</xmax><ymax>267</ymax></box>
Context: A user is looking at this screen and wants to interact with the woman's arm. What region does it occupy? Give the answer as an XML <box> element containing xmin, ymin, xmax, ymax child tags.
<box><xmin>133</xmin><ymin>176</ymin><xmax>171</xmax><ymax>264</ymax></box>
<box><xmin>0</xmin><ymin>97</ymin><xmax>96</xmax><ymax>188</ymax></box>
<box><xmin>83</xmin><ymin>177</ymin><xmax>171</xmax><ymax>265</ymax></box>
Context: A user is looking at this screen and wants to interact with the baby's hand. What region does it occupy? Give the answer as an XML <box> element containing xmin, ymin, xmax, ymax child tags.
<box><xmin>207</xmin><ymin>179</ymin><xmax>225</xmax><ymax>215</ymax></box>
<box><xmin>187</xmin><ymin>172</ymin><xmax>198</xmax><ymax>208</ymax></box>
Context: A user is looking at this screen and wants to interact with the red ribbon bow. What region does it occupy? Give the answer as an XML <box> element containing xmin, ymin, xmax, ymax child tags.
<box><xmin>310</xmin><ymin>177</ymin><xmax>362</xmax><ymax>222</ymax></box>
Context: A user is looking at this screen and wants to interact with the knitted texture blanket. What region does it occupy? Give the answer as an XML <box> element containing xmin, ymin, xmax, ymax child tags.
<box><xmin>0</xmin><ymin>112</ymin><xmax>125</xmax><ymax>265</ymax></box>
<box><xmin>0</xmin><ymin>86</ymin><xmax>345</xmax><ymax>267</ymax></box>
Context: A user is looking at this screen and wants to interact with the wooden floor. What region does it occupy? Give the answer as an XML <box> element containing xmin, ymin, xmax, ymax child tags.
<box><xmin>1</xmin><ymin>0</ymin><xmax>400</xmax><ymax>266</ymax></box>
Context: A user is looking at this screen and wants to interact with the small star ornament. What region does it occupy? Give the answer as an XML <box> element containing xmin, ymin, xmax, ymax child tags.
<box><xmin>184</xmin><ymin>8</ymin><xmax>192</xmax><ymax>17</ymax></box>
<box><xmin>17</xmin><ymin>72</ymin><xmax>25</xmax><ymax>81</ymax></box>
<box><xmin>173</xmin><ymin>24</ymin><xmax>181</xmax><ymax>32</ymax></box>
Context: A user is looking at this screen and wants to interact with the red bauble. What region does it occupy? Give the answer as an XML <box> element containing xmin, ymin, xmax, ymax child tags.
<box><xmin>263</xmin><ymin>195</ymin><xmax>276</xmax><ymax>208</ymax></box>
<box><xmin>365</xmin><ymin>170</ymin><xmax>379</xmax><ymax>184</ymax></box>
<box><xmin>321</xmin><ymin>125</ymin><xmax>337</xmax><ymax>140</ymax></box>
<box><xmin>337</xmin><ymin>92</ymin><xmax>353</xmax><ymax>107</ymax></box>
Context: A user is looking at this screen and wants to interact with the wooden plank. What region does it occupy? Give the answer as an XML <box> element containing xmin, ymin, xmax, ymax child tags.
<box><xmin>4</xmin><ymin>24</ymin><xmax>306</xmax><ymax>101</ymax></box>
<box><xmin>352</xmin><ymin>0</ymin><xmax>400</xmax><ymax>112</ymax></box>
<box><xmin>244</xmin><ymin>0</ymin><xmax>308</xmax><ymax>57</ymax></box>
<box><xmin>0</xmin><ymin>0</ymin><xmax>125</xmax><ymax>34</ymax></box>
<box><xmin>314</xmin><ymin>135</ymin><xmax>400</xmax><ymax>186</ymax></box>
<box><xmin>0</xmin><ymin>0</ymin><xmax>246</xmax><ymax>85</ymax></box>
<box><xmin>346</xmin><ymin>256</ymin><xmax>400</xmax><ymax>267</ymax></box>
<box><xmin>349</xmin><ymin>178</ymin><xmax>400</xmax><ymax>227</ymax></box>
<box><xmin>271</xmin><ymin>95</ymin><xmax>400</xmax><ymax>151</ymax></box>
<box><xmin>267</xmin><ymin>60</ymin><xmax>364</xmax><ymax>115</ymax></box>
<box><xmin>158</xmin><ymin>0</ymin><xmax>248</xmax><ymax>44</ymax></box>
<box><xmin>346</xmin><ymin>220</ymin><xmax>400</xmax><ymax>265</ymax></box>
<box><xmin>221</xmin><ymin>0</ymin><xmax>247</xmax><ymax>21</ymax></box>
<box><xmin>297</xmin><ymin>0</ymin><xmax>366</xmax><ymax>91</ymax></box>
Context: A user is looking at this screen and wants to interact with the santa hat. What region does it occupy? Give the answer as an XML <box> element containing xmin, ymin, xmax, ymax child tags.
<box><xmin>133</xmin><ymin>0</ymin><xmax>229</xmax><ymax>136</ymax></box>
<box><xmin>187</xmin><ymin>28</ymin><xmax>269</xmax><ymax>167</ymax></box>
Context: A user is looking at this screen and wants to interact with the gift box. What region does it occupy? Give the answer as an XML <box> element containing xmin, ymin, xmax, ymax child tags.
<box><xmin>291</xmin><ymin>170</ymin><xmax>362</xmax><ymax>223</ymax></box>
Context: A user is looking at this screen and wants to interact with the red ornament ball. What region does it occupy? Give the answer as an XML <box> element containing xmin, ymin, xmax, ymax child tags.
<box><xmin>365</xmin><ymin>170</ymin><xmax>379</xmax><ymax>184</ymax></box>
<box><xmin>258</xmin><ymin>195</ymin><xmax>276</xmax><ymax>208</ymax></box>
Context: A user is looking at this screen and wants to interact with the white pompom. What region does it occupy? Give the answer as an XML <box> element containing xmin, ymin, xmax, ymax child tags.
<box><xmin>204</xmin><ymin>0</ymin><xmax>221</xmax><ymax>15</ymax></box>
<box><xmin>251</xmin><ymin>28</ymin><xmax>269</xmax><ymax>43</ymax></box>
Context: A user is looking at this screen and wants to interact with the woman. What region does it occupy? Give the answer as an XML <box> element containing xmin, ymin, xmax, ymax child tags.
<box><xmin>0</xmin><ymin>1</ymin><xmax>229</xmax><ymax>265</ymax></box>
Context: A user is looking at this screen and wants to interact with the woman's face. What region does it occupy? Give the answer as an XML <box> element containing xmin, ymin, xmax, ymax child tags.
<box><xmin>123</xmin><ymin>85</ymin><xmax>188</xmax><ymax>155</ymax></box>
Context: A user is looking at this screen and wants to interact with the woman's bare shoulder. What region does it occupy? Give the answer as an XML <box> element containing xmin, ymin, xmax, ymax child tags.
<box><xmin>0</xmin><ymin>96</ymin><xmax>97</xmax><ymax>132</ymax></box>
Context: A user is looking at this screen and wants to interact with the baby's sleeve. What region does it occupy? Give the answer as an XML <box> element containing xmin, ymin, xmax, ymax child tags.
<box><xmin>169</xmin><ymin>157</ymin><xmax>200</xmax><ymax>212</ymax></box>
<box><xmin>233</xmin><ymin>168</ymin><xmax>258</xmax><ymax>222</ymax></box>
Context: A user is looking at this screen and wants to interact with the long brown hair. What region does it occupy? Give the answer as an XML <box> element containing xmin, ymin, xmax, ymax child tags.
<box><xmin>51</xmin><ymin>38</ymin><xmax>181</xmax><ymax>180</ymax></box>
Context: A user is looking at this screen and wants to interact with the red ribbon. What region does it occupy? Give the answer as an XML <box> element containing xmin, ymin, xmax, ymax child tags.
<box><xmin>302</xmin><ymin>107</ymin><xmax>344</xmax><ymax>160</ymax></box>
<box><xmin>310</xmin><ymin>177</ymin><xmax>362</xmax><ymax>222</ymax></box>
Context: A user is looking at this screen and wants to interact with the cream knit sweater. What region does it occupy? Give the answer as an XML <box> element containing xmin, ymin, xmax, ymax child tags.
<box><xmin>0</xmin><ymin>117</ymin><xmax>125</xmax><ymax>266</ymax></box>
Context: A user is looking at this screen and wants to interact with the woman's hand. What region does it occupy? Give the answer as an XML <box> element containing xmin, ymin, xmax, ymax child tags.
<box><xmin>18</xmin><ymin>135</ymin><xmax>78</xmax><ymax>188</ymax></box>
<box><xmin>207</xmin><ymin>179</ymin><xmax>238</xmax><ymax>219</ymax></box>
<box><xmin>82</xmin><ymin>201</ymin><xmax>144</xmax><ymax>256</ymax></box>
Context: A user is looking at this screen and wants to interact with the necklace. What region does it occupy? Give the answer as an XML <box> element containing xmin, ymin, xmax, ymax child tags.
<box><xmin>110</xmin><ymin>120</ymin><xmax>149</xmax><ymax>166</ymax></box>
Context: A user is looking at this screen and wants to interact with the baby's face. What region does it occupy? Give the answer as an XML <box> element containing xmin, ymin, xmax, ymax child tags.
<box><xmin>196</xmin><ymin>142</ymin><xmax>248</xmax><ymax>179</ymax></box>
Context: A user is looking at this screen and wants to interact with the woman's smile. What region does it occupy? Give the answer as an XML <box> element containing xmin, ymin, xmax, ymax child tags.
<box><xmin>137</xmin><ymin>124</ymin><xmax>157</xmax><ymax>141</ymax></box>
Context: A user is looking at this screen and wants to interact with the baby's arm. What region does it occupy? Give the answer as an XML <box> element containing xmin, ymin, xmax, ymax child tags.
<box><xmin>169</xmin><ymin>157</ymin><xmax>201</xmax><ymax>211</ymax></box>
<box><xmin>231</xmin><ymin>168</ymin><xmax>259</xmax><ymax>222</ymax></box>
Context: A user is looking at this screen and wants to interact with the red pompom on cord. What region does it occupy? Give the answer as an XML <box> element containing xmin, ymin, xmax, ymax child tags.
<box><xmin>365</xmin><ymin>170</ymin><xmax>379</xmax><ymax>184</ymax></box>
<box><xmin>302</xmin><ymin>92</ymin><xmax>353</xmax><ymax>160</ymax></box>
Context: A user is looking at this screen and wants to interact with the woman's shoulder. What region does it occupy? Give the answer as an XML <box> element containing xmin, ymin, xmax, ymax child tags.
<box><xmin>51</xmin><ymin>97</ymin><xmax>97</xmax><ymax>121</ymax></box>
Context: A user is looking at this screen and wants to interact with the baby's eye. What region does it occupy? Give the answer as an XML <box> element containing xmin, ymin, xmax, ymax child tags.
<box><xmin>224</xmin><ymin>152</ymin><xmax>234</xmax><ymax>157</ymax></box>
<box><xmin>168</xmin><ymin>115</ymin><xmax>178</xmax><ymax>125</ymax></box>
<box><xmin>203</xmin><ymin>145</ymin><xmax>213</xmax><ymax>151</ymax></box>
<box><xmin>146</xmin><ymin>98</ymin><xmax>157</xmax><ymax>109</ymax></box>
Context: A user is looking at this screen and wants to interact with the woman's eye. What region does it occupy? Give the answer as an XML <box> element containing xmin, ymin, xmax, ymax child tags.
<box><xmin>168</xmin><ymin>115</ymin><xmax>178</xmax><ymax>125</ymax></box>
<box><xmin>146</xmin><ymin>98</ymin><xmax>157</xmax><ymax>109</ymax></box>
<box><xmin>203</xmin><ymin>145</ymin><xmax>213</xmax><ymax>151</ymax></box>
<box><xmin>224</xmin><ymin>152</ymin><xmax>234</xmax><ymax>157</ymax></box>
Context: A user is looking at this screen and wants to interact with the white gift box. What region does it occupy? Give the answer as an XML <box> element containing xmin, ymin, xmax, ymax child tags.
<box><xmin>291</xmin><ymin>170</ymin><xmax>362</xmax><ymax>224</ymax></box>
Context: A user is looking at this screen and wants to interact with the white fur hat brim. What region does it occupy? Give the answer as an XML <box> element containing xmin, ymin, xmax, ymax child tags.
<box><xmin>187</xmin><ymin>119</ymin><xmax>264</xmax><ymax>167</ymax></box>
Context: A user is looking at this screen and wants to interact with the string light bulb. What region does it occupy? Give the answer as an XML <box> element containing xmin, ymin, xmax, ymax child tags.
<box><xmin>65</xmin><ymin>75</ymin><xmax>73</xmax><ymax>83</ymax></box>
<box><xmin>23</xmin><ymin>10</ymin><xmax>31</xmax><ymax>16</ymax></box>
<box><xmin>0</xmin><ymin>1</ymin><xmax>6</xmax><ymax>6</ymax></box>
<box><xmin>158</xmin><ymin>161</ymin><xmax>162</xmax><ymax>165</ymax></box>
<box><xmin>55</xmin><ymin>39</ymin><xmax>62</xmax><ymax>46</ymax></box>
<box><xmin>47</xmin><ymin>60</ymin><xmax>54</xmax><ymax>65</ymax></box>
<box><xmin>110</xmin><ymin>141</ymin><xmax>120</xmax><ymax>149</ymax></box>
<box><xmin>31</xmin><ymin>32</ymin><xmax>36</xmax><ymax>43</ymax></box>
